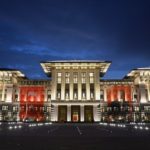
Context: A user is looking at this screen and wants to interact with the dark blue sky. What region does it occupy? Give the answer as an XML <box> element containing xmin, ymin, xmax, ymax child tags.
<box><xmin>0</xmin><ymin>0</ymin><xmax>150</xmax><ymax>79</ymax></box>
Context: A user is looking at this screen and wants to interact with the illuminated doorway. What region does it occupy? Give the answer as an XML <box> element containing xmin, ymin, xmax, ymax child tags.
<box><xmin>58</xmin><ymin>106</ymin><xmax>67</xmax><ymax>122</ymax></box>
<box><xmin>71</xmin><ymin>106</ymin><xmax>80</xmax><ymax>122</ymax></box>
<box><xmin>84</xmin><ymin>106</ymin><xmax>93</xmax><ymax>122</ymax></box>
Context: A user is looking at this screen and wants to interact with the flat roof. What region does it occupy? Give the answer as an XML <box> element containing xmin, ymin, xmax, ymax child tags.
<box><xmin>0</xmin><ymin>68</ymin><xmax>25</xmax><ymax>77</ymax></box>
<box><xmin>41</xmin><ymin>60</ymin><xmax>111</xmax><ymax>77</ymax></box>
<box><xmin>41</xmin><ymin>60</ymin><xmax>111</xmax><ymax>63</ymax></box>
<box><xmin>125</xmin><ymin>67</ymin><xmax>150</xmax><ymax>78</ymax></box>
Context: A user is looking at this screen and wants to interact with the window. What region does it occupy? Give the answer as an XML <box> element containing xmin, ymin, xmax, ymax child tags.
<box><xmin>74</xmin><ymin>92</ymin><xmax>77</xmax><ymax>99</ymax></box>
<box><xmin>40</xmin><ymin>106</ymin><xmax>45</xmax><ymax>112</ymax></box>
<box><xmin>57</xmin><ymin>72</ymin><xmax>62</xmax><ymax>77</ymax></box>
<box><xmin>81</xmin><ymin>72</ymin><xmax>86</xmax><ymax>77</ymax></box>
<box><xmin>100</xmin><ymin>90</ymin><xmax>104</xmax><ymax>100</ymax></box>
<box><xmin>65</xmin><ymin>72</ymin><xmax>70</xmax><ymax>83</ymax></box>
<box><xmin>73</xmin><ymin>72</ymin><xmax>78</xmax><ymax>83</ymax></box>
<box><xmin>90</xmin><ymin>84</ymin><xmax>94</xmax><ymax>99</ymax></box>
<box><xmin>47</xmin><ymin>106</ymin><xmax>51</xmax><ymax>112</ymax></box>
<box><xmin>47</xmin><ymin>90</ymin><xmax>51</xmax><ymax>101</ymax></box>
<box><xmin>2</xmin><ymin>105</ymin><xmax>8</xmax><ymax>110</ymax></box>
<box><xmin>73</xmin><ymin>84</ymin><xmax>78</xmax><ymax>99</ymax></box>
<box><xmin>65</xmin><ymin>92</ymin><xmax>69</xmax><ymax>99</ymax></box>
<box><xmin>81</xmin><ymin>72</ymin><xmax>86</xmax><ymax>83</ymax></box>
<box><xmin>57</xmin><ymin>92</ymin><xmax>61</xmax><ymax>99</ymax></box>
<box><xmin>15</xmin><ymin>94</ymin><xmax>18</xmax><ymax>101</ymax></box>
<box><xmin>82</xmin><ymin>92</ymin><xmax>86</xmax><ymax>99</ymax></box>
<box><xmin>13</xmin><ymin>106</ymin><xmax>18</xmax><ymax>112</ymax></box>
<box><xmin>57</xmin><ymin>72</ymin><xmax>62</xmax><ymax>83</ymax></box>
<box><xmin>133</xmin><ymin>94</ymin><xmax>137</xmax><ymax>101</ymax></box>
<box><xmin>134</xmin><ymin>107</ymin><xmax>139</xmax><ymax>112</ymax></box>
<box><xmin>65</xmin><ymin>84</ymin><xmax>69</xmax><ymax>99</ymax></box>
<box><xmin>89</xmin><ymin>72</ymin><xmax>94</xmax><ymax>83</ymax></box>
<box><xmin>48</xmin><ymin>95</ymin><xmax>51</xmax><ymax>99</ymax></box>
<box><xmin>82</xmin><ymin>84</ymin><xmax>86</xmax><ymax>99</ymax></box>
<box><xmin>57</xmin><ymin>84</ymin><xmax>61</xmax><ymax>99</ymax></box>
<box><xmin>90</xmin><ymin>92</ymin><xmax>94</xmax><ymax>98</ymax></box>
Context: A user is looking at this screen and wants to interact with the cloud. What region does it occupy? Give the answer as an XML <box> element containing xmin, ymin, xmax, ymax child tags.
<box><xmin>0</xmin><ymin>0</ymin><xmax>150</xmax><ymax>79</ymax></box>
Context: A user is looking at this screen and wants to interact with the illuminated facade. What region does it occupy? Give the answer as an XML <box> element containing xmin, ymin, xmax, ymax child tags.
<box><xmin>0</xmin><ymin>61</ymin><xmax>150</xmax><ymax>122</ymax></box>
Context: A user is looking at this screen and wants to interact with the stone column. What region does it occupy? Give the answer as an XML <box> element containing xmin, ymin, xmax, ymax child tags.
<box><xmin>125</xmin><ymin>87</ymin><xmax>127</xmax><ymax>101</ymax></box>
<box><xmin>67</xmin><ymin>105</ymin><xmax>71</xmax><ymax>122</ymax></box>
<box><xmin>51</xmin><ymin>70</ymin><xmax>56</xmax><ymax>100</ymax></box>
<box><xmin>139</xmin><ymin>84</ymin><xmax>147</xmax><ymax>103</ymax></box>
<box><xmin>131</xmin><ymin>86</ymin><xmax>134</xmax><ymax>102</ymax></box>
<box><xmin>61</xmin><ymin>70</ymin><xmax>65</xmax><ymax>100</ymax></box>
<box><xmin>86</xmin><ymin>70</ymin><xmax>90</xmax><ymax>100</ymax></box>
<box><xmin>147</xmin><ymin>84</ymin><xmax>150</xmax><ymax>101</ymax></box>
<box><xmin>80</xmin><ymin>105</ymin><xmax>84</xmax><ymax>122</ymax></box>
<box><xmin>78</xmin><ymin>70</ymin><xmax>81</xmax><ymax>100</ymax></box>
<box><xmin>104</xmin><ymin>87</ymin><xmax>107</xmax><ymax>102</ymax></box>
<box><xmin>70</xmin><ymin>70</ymin><xmax>73</xmax><ymax>100</ymax></box>
<box><xmin>93</xmin><ymin>105</ymin><xmax>100</xmax><ymax>121</ymax></box>
<box><xmin>118</xmin><ymin>89</ymin><xmax>120</xmax><ymax>101</ymax></box>
<box><xmin>95</xmin><ymin>70</ymin><xmax>100</xmax><ymax>100</ymax></box>
<box><xmin>17</xmin><ymin>88</ymin><xmax>20</xmax><ymax>102</ymax></box>
<box><xmin>44</xmin><ymin>88</ymin><xmax>47</xmax><ymax>102</ymax></box>
<box><xmin>2</xmin><ymin>82</ymin><xmax>5</xmax><ymax>101</ymax></box>
<box><xmin>54</xmin><ymin>105</ymin><xmax>58</xmax><ymax>121</ymax></box>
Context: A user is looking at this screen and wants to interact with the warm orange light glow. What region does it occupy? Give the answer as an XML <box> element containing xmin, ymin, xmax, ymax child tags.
<box><xmin>19</xmin><ymin>86</ymin><xmax>45</xmax><ymax>121</ymax></box>
<box><xmin>107</xmin><ymin>85</ymin><xmax>132</xmax><ymax>104</ymax></box>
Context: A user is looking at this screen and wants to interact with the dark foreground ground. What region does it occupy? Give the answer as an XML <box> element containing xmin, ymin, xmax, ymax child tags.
<box><xmin>0</xmin><ymin>122</ymin><xmax>150</xmax><ymax>150</ymax></box>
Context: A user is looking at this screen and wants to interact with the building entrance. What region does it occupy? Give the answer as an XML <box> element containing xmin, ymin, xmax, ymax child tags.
<box><xmin>58</xmin><ymin>106</ymin><xmax>67</xmax><ymax>122</ymax></box>
<box><xmin>84</xmin><ymin>106</ymin><xmax>93</xmax><ymax>122</ymax></box>
<box><xmin>71</xmin><ymin>106</ymin><xmax>80</xmax><ymax>122</ymax></box>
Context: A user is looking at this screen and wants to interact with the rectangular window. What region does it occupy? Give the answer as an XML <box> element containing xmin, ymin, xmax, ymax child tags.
<box><xmin>47</xmin><ymin>90</ymin><xmax>51</xmax><ymax>101</ymax></box>
<box><xmin>48</xmin><ymin>95</ymin><xmax>51</xmax><ymax>100</ymax></box>
<box><xmin>15</xmin><ymin>94</ymin><xmax>18</xmax><ymax>101</ymax></box>
<box><xmin>47</xmin><ymin>106</ymin><xmax>51</xmax><ymax>112</ymax></box>
<box><xmin>2</xmin><ymin>105</ymin><xmax>8</xmax><ymax>110</ymax></box>
<box><xmin>81</xmin><ymin>72</ymin><xmax>86</xmax><ymax>83</ymax></box>
<box><xmin>90</xmin><ymin>84</ymin><xmax>94</xmax><ymax>99</ymax></box>
<box><xmin>57</xmin><ymin>92</ymin><xmax>61</xmax><ymax>99</ymax></box>
<box><xmin>89</xmin><ymin>72</ymin><xmax>94</xmax><ymax>83</ymax></box>
<box><xmin>65</xmin><ymin>72</ymin><xmax>70</xmax><ymax>83</ymax></box>
<box><xmin>73</xmin><ymin>84</ymin><xmax>78</xmax><ymax>99</ymax></box>
<box><xmin>57</xmin><ymin>84</ymin><xmax>61</xmax><ymax>99</ymax></box>
<box><xmin>134</xmin><ymin>94</ymin><xmax>137</xmax><ymax>101</ymax></box>
<box><xmin>100</xmin><ymin>90</ymin><xmax>104</xmax><ymax>100</ymax></box>
<box><xmin>13</xmin><ymin>106</ymin><xmax>18</xmax><ymax>111</ymax></box>
<box><xmin>65</xmin><ymin>84</ymin><xmax>69</xmax><ymax>99</ymax></box>
<box><xmin>57</xmin><ymin>72</ymin><xmax>62</xmax><ymax>83</ymax></box>
<box><xmin>81</xmin><ymin>72</ymin><xmax>86</xmax><ymax>77</ymax></box>
<box><xmin>134</xmin><ymin>107</ymin><xmax>139</xmax><ymax>112</ymax></box>
<box><xmin>82</xmin><ymin>84</ymin><xmax>86</xmax><ymax>99</ymax></box>
<box><xmin>73</xmin><ymin>72</ymin><xmax>78</xmax><ymax>83</ymax></box>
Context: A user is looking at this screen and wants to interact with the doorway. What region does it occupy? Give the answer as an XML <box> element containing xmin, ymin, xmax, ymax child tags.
<box><xmin>58</xmin><ymin>106</ymin><xmax>67</xmax><ymax>122</ymax></box>
<box><xmin>71</xmin><ymin>106</ymin><xmax>80</xmax><ymax>122</ymax></box>
<box><xmin>84</xmin><ymin>106</ymin><xmax>93</xmax><ymax>122</ymax></box>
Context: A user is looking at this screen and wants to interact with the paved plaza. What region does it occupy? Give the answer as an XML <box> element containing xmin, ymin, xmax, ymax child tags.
<box><xmin>0</xmin><ymin>122</ymin><xmax>150</xmax><ymax>150</ymax></box>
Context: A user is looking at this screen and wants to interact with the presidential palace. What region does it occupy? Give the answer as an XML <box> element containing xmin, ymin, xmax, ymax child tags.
<box><xmin>0</xmin><ymin>60</ymin><xmax>150</xmax><ymax>123</ymax></box>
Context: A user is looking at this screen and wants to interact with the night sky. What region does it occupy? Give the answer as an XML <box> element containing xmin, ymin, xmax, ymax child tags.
<box><xmin>0</xmin><ymin>0</ymin><xmax>150</xmax><ymax>79</ymax></box>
